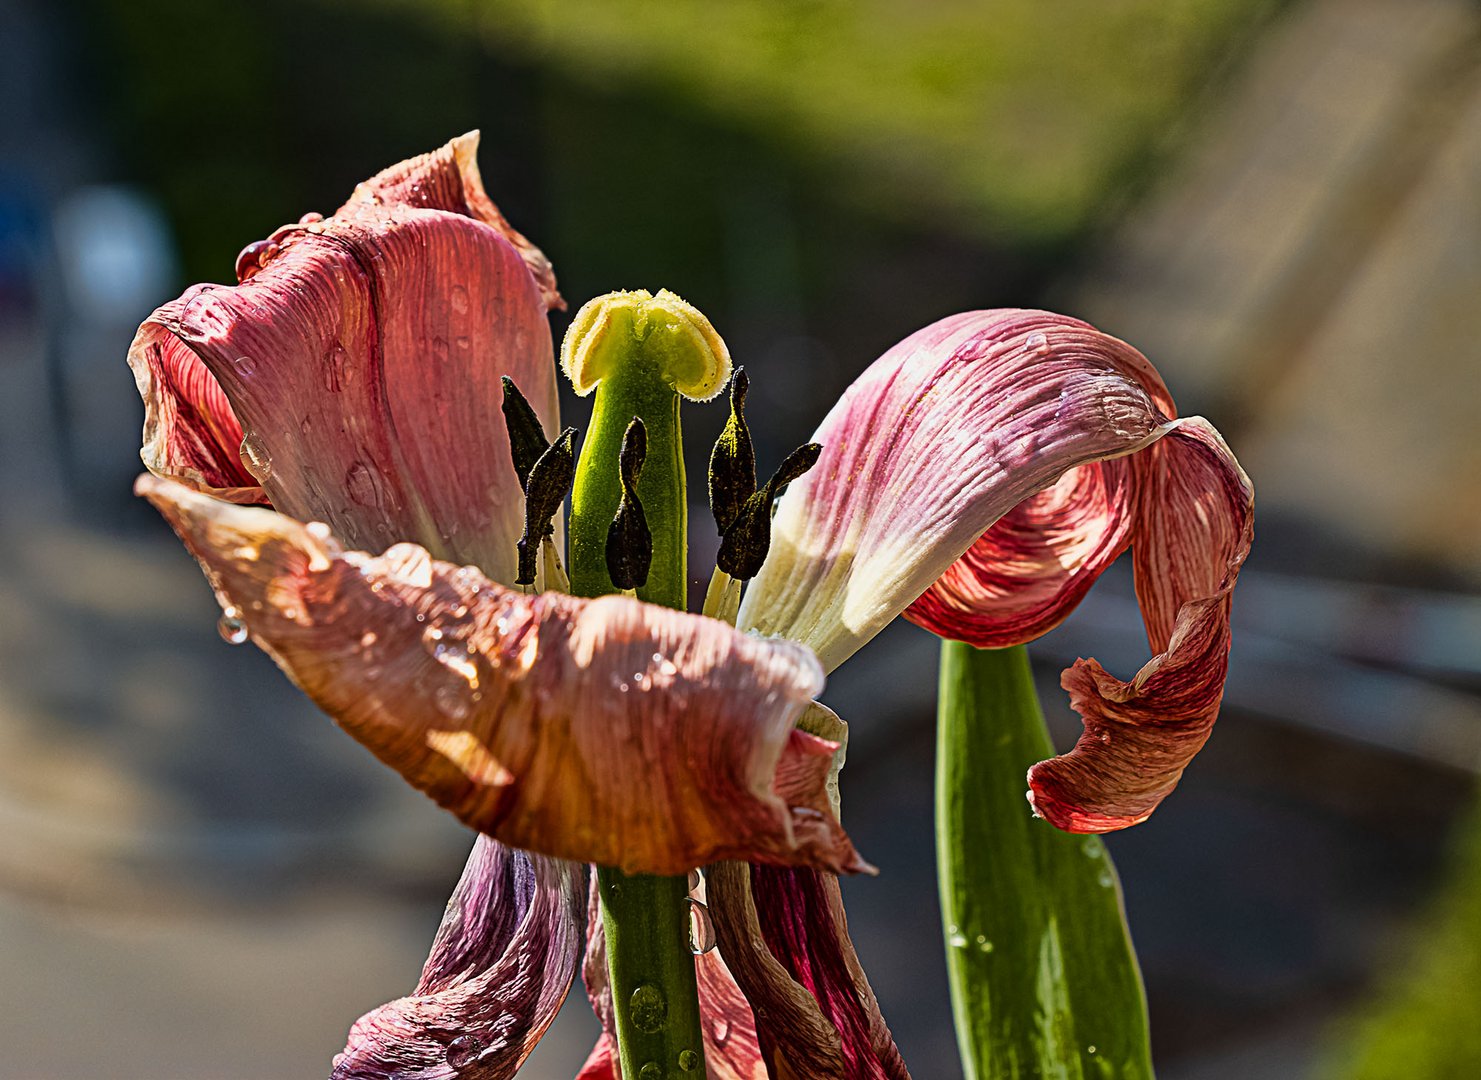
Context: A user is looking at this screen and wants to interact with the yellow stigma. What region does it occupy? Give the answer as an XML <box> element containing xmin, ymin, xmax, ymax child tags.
<box><xmin>560</xmin><ymin>289</ymin><xmax>731</xmax><ymax>401</ymax></box>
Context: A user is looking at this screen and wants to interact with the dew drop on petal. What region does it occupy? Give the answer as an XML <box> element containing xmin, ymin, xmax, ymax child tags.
<box><xmin>678</xmin><ymin>1049</ymin><xmax>701</xmax><ymax>1072</ymax></box>
<box><xmin>1027</xmin><ymin>331</ymin><xmax>1050</xmax><ymax>355</ymax></box>
<box><xmin>299</xmin><ymin>211</ymin><xmax>324</xmax><ymax>225</ymax></box>
<box><xmin>445</xmin><ymin>1033</ymin><xmax>482</xmax><ymax>1068</ymax></box>
<box><xmin>346</xmin><ymin>460</ymin><xmax>388</xmax><ymax>508</ymax></box>
<box><xmin>233</xmin><ymin>355</ymin><xmax>257</xmax><ymax>377</ymax></box>
<box><xmin>712</xmin><ymin>1017</ymin><xmax>730</xmax><ymax>1046</ymax></box>
<box><xmin>217</xmin><ymin>608</ymin><xmax>248</xmax><ymax>645</ymax></box>
<box><xmin>239</xmin><ymin>434</ymin><xmax>272</xmax><ymax>482</ymax></box>
<box><xmin>638</xmin><ymin>1065</ymin><xmax>661</xmax><ymax>1080</ymax></box>
<box><xmin>450</xmin><ymin>284</ymin><xmax>471</xmax><ymax>316</ymax></box>
<box><xmin>687</xmin><ymin>897</ymin><xmax>716</xmax><ymax>955</ymax></box>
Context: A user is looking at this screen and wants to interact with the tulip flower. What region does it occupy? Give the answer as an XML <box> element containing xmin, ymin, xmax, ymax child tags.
<box><xmin>129</xmin><ymin>134</ymin><xmax>1250</xmax><ymax>1080</ymax></box>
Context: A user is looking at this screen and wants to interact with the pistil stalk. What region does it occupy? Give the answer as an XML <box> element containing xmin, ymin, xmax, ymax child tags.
<box><xmin>565</xmin><ymin>290</ymin><xmax>730</xmax><ymax>1079</ymax></box>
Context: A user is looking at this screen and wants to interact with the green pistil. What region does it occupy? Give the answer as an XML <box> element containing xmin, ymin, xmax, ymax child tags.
<box><xmin>564</xmin><ymin>289</ymin><xmax>729</xmax><ymax>1079</ymax></box>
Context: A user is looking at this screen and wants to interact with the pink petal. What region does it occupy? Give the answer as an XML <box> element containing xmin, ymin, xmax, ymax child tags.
<box><xmin>128</xmin><ymin>308</ymin><xmax>265</xmax><ymax>504</ymax></box>
<box><xmin>341</xmin><ymin>131</ymin><xmax>563</xmax><ymax>313</ymax></box>
<box><xmin>331</xmin><ymin>837</ymin><xmax>583</xmax><ymax>1079</ymax></box>
<box><xmin>1027</xmin><ymin>418</ymin><xmax>1253</xmax><ymax>831</ymax></box>
<box><xmin>137</xmin><ymin>476</ymin><xmax>866</xmax><ymax>876</ymax></box>
<box><xmin>905</xmin><ymin>457</ymin><xmax>1137</xmax><ymax>646</ymax></box>
<box><xmin>737</xmin><ymin>310</ymin><xmax>1171</xmax><ymax>672</ymax></box>
<box><xmin>739</xmin><ymin>309</ymin><xmax>1253</xmax><ymax>830</ymax></box>
<box><xmin>707</xmin><ymin>863</ymin><xmax>909</xmax><ymax>1080</ymax></box>
<box><xmin>128</xmin><ymin>134</ymin><xmax>560</xmax><ymax>586</ymax></box>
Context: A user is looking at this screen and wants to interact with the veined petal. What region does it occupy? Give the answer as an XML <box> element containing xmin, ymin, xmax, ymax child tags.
<box><xmin>342</xmin><ymin>131</ymin><xmax>562</xmax><ymax>313</ymax></box>
<box><xmin>904</xmin><ymin>457</ymin><xmax>1138</xmax><ymax>647</ymax></box>
<box><xmin>708</xmin><ymin>863</ymin><xmax>909</xmax><ymax>1080</ymax></box>
<box><xmin>129</xmin><ymin>312</ymin><xmax>264</xmax><ymax>504</ymax></box>
<box><xmin>737</xmin><ymin>310</ymin><xmax>1170</xmax><ymax>672</ymax></box>
<box><xmin>137</xmin><ymin>476</ymin><xmax>866</xmax><ymax>876</ymax></box>
<box><xmin>331</xmin><ymin>837</ymin><xmax>583</xmax><ymax>1079</ymax></box>
<box><xmin>127</xmin><ymin>134</ymin><xmax>559</xmax><ymax>586</ymax></box>
<box><xmin>739</xmin><ymin>309</ymin><xmax>1252</xmax><ymax>830</ymax></box>
<box><xmin>1028</xmin><ymin>418</ymin><xmax>1253</xmax><ymax>831</ymax></box>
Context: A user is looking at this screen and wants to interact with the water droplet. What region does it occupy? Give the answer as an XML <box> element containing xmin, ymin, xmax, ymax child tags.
<box><xmin>1027</xmin><ymin>331</ymin><xmax>1050</xmax><ymax>355</ymax></box>
<box><xmin>976</xmin><ymin>935</ymin><xmax>994</xmax><ymax>953</ymax></box>
<box><xmin>1098</xmin><ymin>872</ymin><xmax>1114</xmax><ymax>888</ymax></box>
<box><xmin>306</xmin><ymin>521</ymin><xmax>332</xmax><ymax>543</ymax></box>
<box><xmin>436</xmin><ymin>684</ymin><xmax>470</xmax><ymax>721</ymax></box>
<box><xmin>654</xmin><ymin>653</ymin><xmax>679</xmax><ymax>677</ymax></box>
<box><xmin>359</xmin><ymin>631</ymin><xmax>378</xmax><ymax>648</ymax></box>
<box><xmin>1087</xmin><ymin>1045</ymin><xmax>1097</xmax><ymax>1055</ymax></box>
<box><xmin>299</xmin><ymin>211</ymin><xmax>324</xmax><ymax>225</ymax></box>
<box><xmin>233</xmin><ymin>355</ymin><xmax>257</xmax><ymax>377</ymax></box>
<box><xmin>688</xmin><ymin>897</ymin><xmax>716</xmax><ymax>954</ymax></box>
<box><xmin>322</xmin><ymin>342</ymin><xmax>351</xmax><ymax>392</ymax></box>
<box><xmin>450</xmin><ymin>284</ymin><xmax>471</xmax><ymax>315</ymax></box>
<box><xmin>711</xmin><ymin>1017</ymin><xmax>730</xmax><ymax>1045</ymax></box>
<box><xmin>678</xmin><ymin>1049</ymin><xmax>701</xmax><ymax>1072</ymax></box>
<box><xmin>234</xmin><ymin>240</ymin><xmax>277</xmax><ymax>282</ymax></box>
<box><xmin>638</xmin><ymin>1064</ymin><xmax>661</xmax><ymax>1080</ymax></box>
<box><xmin>445</xmin><ymin>1033</ymin><xmax>482</xmax><ymax>1068</ymax></box>
<box><xmin>629</xmin><ymin>983</ymin><xmax>668</xmax><ymax>1034</ymax></box>
<box><xmin>455</xmin><ymin>335</ymin><xmax>472</xmax><ymax>352</ymax></box>
<box><xmin>365</xmin><ymin>665</ymin><xmax>382</xmax><ymax>681</ymax></box>
<box><xmin>217</xmin><ymin>609</ymin><xmax>248</xmax><ymax>645</ymax></box>
<box><xmin>948</xmin><ymin>931</ymin><xmax>968</xmax><ymax>949</ymax></box>
<box><xmin>239</xmin><ymin>434</ymin><xmax>272</xmax><ymax>481</ymax></box>
<box><xmin>346</xmin><ymin>460</ymin><xmax>388</xmax><ymax>508</ymax></box>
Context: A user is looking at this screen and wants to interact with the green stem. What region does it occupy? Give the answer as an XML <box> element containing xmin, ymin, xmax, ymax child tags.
<box><xmin>570</xmin><ymin>354</ymin><xmax>704</xmax><ymax>1080</ymax></box>
<box><xmin>937</xmin><ymin>641</ymin><xmax>1153</xmax><ymax>1080</ymax></box>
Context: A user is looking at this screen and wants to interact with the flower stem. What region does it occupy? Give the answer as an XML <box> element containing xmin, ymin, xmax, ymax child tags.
<box><xmin>937</xmin><ymin>640</ymin><xmax>1153</xmax><ymax>1080</ymax></box>
<box><xmin>570</xmin><ymin>351</ymin><xmax>705</xmax><ymax>1079</ymax></box>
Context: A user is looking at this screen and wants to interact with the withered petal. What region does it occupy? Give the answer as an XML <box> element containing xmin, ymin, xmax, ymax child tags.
<box><xmin>905</xmin><ymin>456</ymin><xmax>1138</xmax><ymax>646</ymax></box>
<box><xmin>1028</xmin><ymin>418</ymin><xmax>1254</xmax><ymax>831</ymax></box>
<box><xmin>341</xmin><ymin>131</ymin><xmax>563</xmax><ymax>312</ymax></box>
<box><xmin>331</xmin><ymin>836</ymin><xmax>583</xmax><ymax>1079</ymax></box>
<box><xmin>738</xmin><ymin>309</ymin><xmax>1172</xmax><ymax>672</ymax></box>
<box><xmin>708</xmin><ymin>863</ymin><xmax>909</xmax><ymax>1080</ymax></box>
<box><xmin>128</xmin><ymin>306</ymin><xmax>265</xmax><ymax>504</ymax></box>
<box><xmin>137</xmin><ymin>476</ymin><xmax>866</xmax><ymax>876</ymax></box>
<box><xmin>128</xmin><ymin>134</ymin><xmax>560</xmax><ymax>586</ymax></box>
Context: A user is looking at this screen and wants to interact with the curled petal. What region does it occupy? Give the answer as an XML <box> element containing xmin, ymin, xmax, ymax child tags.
<box><xmin>128</xmin><ymin>133</ymin><xmax>559</xmax><ymax>586</ymax></box>
<box><xmin>332</xmin><ymin>837</ymin><xmax>583</xmax><ymax>1079</ymax></box>
<box><xmin>1028</xmin><ymin>419</ymin><xmax>1253</xmax><ymax>831</ymax></box>
<box><xmin>708</xmin><ymin>863</ymin><xmax>909</xmax><ymax>1080</ymax></box>
<box><xmin>137</xmin><ymin>476</ymin><xmax>865</xmax><ymax>876</ymax></box>
<box><xmin>738</xmin><ymin>310</ymin><xmax>1170</xmax><ymax>672</ymax></box>
<box><xmin>128</xmin><ymin>316</ymin><xmax>264</xmax><ymax>504</ymax></box>
<box><xmin>740</xmin><ymin>308</ymin><xmax>1252</xmax><ymax>830</ymax></box>
<box><xmin>905</xmin><ymin>457</ymin><xmax>1137</xmax><ymax>646</ymax></box>
<box><xmin>341</xmin><ymin>131</ymin><xmax>563</xmax><ymax>312</ymax></box>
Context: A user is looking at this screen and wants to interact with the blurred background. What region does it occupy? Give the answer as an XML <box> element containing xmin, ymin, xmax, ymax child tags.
<box><xmin>2</xmin><ymin>0</ymin><xmax>1479</xmax><ymax>1076</ymax></box>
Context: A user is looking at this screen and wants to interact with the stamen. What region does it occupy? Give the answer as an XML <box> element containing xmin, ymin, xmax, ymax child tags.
<box><xmin>516</xmin><ymin>428</ymin><xmax>576</xmax><ymax>586</ymax></box>
<box><xmin>501</xmin><ymin>375</ymin><xmax>552</xmax><ymax>489</ymax></box>
<box><xmin>708</xmin><ymin>369</ymin><xmax>756</xmax><ymax>536</ymax></box>
<box><xmin>605</xmin><ymin>418</ymin><xmax>653</xmax><ymax>591</ymax></box>
<box><xmin>716</xmin><ymin>441</ymin><xmax>822</xmax><ymax>580</ymax></box>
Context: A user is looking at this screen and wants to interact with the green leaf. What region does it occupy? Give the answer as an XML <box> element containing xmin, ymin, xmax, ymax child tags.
<box><xmin>937</xmin><ymin>640</ymin><xmax>1154</xmax><ymax>1080</ymax></box>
